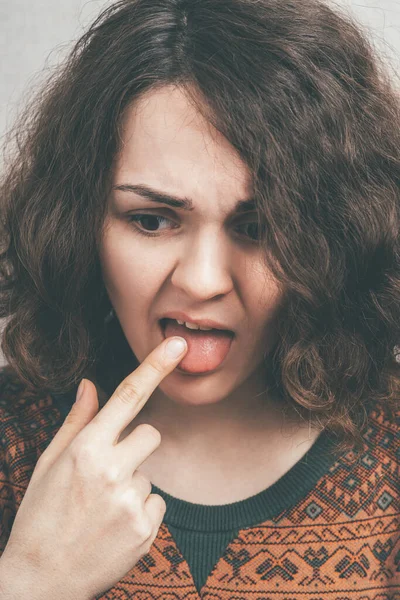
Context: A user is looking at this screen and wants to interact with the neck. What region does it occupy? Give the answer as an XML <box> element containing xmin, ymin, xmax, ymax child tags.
<box><xmin>90</xmin><ymin>361</ymin><xmax>321</xmax><ymax>456</ymax></box>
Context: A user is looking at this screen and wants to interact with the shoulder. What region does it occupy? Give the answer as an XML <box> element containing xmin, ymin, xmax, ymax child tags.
<box><xmin>362</xmin><ymin>397</ymin><xmax>399</xmax><ymax>498</ymax></box>
<box><xmin>364</xmin><ymin>396</ymin><xmax>399</xmax><ymax>457</ymax></box>
<box><xmin>0</xmin><ymin>366</ymin><xmax>74</xmax><ymax>553</ymax></box>
<box><xmin>0</xmin><ymin>365</ymin><xmax>63</xmax><ymax>443</ymax></box>
<box><xmin>324</xmin><ymin>396</ymin><xmax>399</xmax><ymax>508</ymax></box>
<box><xmin>316</xmin><ymin>397</ymin><xmax>398</xmax><ymax>512</ymax></box>
<box><xmin>0</xmin><ymin>365</ymin><xmax>66</xmax><ymax>487</ymax></box>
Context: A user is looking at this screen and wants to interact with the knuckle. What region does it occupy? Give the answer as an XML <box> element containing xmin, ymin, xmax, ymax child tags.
<box><xmin>69</xmin><ymin>439</ymin><xmax>113</xmax><ymax>480</ymax></box>
<box><xmin>104</xmin><ymin>464</ymin><xmax>122</xmax><ymax>486</ymax></box>
<box><xmin>146</xmin><ymin>361</ymin><xmax>165</xmax><ymax>378</ymax></box>
<box><xmin>70</xmin><ymin>438</ymin><xmax>96</xmax><ymax>465</ymax></box>
<box><xmin>116</xmin><ymin>381</ymin><xmax>145</xmax><ymax>405</ymax></box>
<box><xmin>141</xmin><ymin>534</ymin><xmax>156</xmax><ymax>554</ymax></box>
<box><xmin>120</xmin><ymin>490</ymin><xmax>140</xmax><ymax>516</ymax></box>
<box><xmin>124</xmin><ymin>501</ymin><xmax>153</xmax><ymax>542</ymax></box>
<box><xmin>121</xmin><ymin>491</ymin><xmax>153</xmax><ymax>542</ymax></box>
<box><xmin>134</xmin><ymin>471</ymin><xmax>151</xmax><ymax>488</ymax></box>
<box><xmin>153</xmin><ymin>493</ymin><xmax>167</xmax><ymax>514</ymax></box>
<box><xmin>133</xmin><ymin>517</ymin><xmax>153</xmax><ymax>543</ymax></box>
<box><xmin>159</xmin><ymin>495</ymin><xmax>167</xmax><ymax>514</ymax></box>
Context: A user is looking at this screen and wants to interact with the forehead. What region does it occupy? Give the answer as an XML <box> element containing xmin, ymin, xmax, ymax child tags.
<box><xmin>113</xmin><ymin>85</ymin><xmax>253</xmax><ymax>208</ymax></box>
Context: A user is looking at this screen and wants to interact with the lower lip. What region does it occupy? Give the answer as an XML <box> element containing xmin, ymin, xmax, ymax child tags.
<box><xmin>159</xmin><ymin>320</ymin><xmax>235</xmax><ymax>375</ymax></box>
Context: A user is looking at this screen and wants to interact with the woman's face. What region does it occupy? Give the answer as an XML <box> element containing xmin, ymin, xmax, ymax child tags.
<box><xmin>99</xmin><ymin>84</ymin><xmax>283</xmax><ymax>407</ymax></box>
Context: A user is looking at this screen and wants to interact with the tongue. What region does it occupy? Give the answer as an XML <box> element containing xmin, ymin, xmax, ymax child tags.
<box><xmin>164</xmin><ymin>320</ymin><xmax>234</xmax><ymax>373</ymax></box>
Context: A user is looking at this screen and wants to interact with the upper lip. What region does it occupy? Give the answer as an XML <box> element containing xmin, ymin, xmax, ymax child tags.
<box><xmin>160</xmin><ymin>311</ymin><xmax>235</xmax><ymax>333</ymax></box>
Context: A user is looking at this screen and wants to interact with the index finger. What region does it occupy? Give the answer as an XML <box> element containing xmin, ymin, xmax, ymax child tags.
<box><xmin>90</xmin><ymin>336</ymin><xmax>187</xmax><ymax>441</ymax></box>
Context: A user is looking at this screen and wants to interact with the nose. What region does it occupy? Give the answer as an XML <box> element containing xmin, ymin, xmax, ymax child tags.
<box><xmin>170</xmin><ymin>229</ymin><xmax>234</xmax><ymax>301</ymax></box>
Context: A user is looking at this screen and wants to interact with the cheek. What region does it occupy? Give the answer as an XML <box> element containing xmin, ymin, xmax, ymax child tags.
<box><xmin>250</xmin><ymin>266</ymin><xmax>283</xmax><ymax>316</ymax></box>
<box><xmin>249</xmin><ymin>277</ymin><xmax>283</xmax><ymax>341</ymax></box>
<box><xmin>99</xmin><ymin>229</ymin><xmax>165</xmax><ymax>304</ymax></box>
<box><xmin>99</xmin><ymin>233</ymin><xmax>140</xmax><ymax>297</ymax></box>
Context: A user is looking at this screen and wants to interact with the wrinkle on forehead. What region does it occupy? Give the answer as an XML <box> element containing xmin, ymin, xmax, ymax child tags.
<box><xmin>115</xmin><ymin>85</ymin><xmax>252</xmax><ymax>201</ymax></box>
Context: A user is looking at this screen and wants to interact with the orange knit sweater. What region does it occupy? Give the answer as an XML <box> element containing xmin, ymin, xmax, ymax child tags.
<box><xmin>0</xmin><ymin>364</ymin><xmax>399</xmax><ymax>599</ymax></box>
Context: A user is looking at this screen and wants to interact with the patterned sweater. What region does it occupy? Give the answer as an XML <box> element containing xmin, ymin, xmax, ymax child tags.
<box><xmin>0</xmin><ymin>364</ymin><xmax>399</xmax><ymax>599</ymax></box>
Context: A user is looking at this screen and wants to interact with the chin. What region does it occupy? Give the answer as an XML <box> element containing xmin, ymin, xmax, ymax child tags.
<box><xmin>157</xmin><ymin>374</ymin><xmax>236</xmax><ymax>407</ymax></box>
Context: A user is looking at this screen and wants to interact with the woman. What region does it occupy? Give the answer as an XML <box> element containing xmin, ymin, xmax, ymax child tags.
<box><xmin>0</xmin><ymin>0</ymin><xmax>399</xmax><ymax>598</ymax></box>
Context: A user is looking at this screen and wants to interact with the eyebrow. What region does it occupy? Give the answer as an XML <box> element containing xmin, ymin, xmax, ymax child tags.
<box><xmin>112</xmin><ymin>183</ymin><xmax>256</xmax><ymax>215</ymax></box>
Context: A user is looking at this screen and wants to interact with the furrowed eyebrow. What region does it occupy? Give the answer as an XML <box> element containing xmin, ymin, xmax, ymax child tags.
<box><xmin>113</xmin><ymin>183</ymin><xmax>256</xmax><ymax>215</ymax></box>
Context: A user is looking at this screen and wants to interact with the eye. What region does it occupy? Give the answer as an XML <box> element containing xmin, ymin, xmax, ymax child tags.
<box><xmin>127</xmin><ymin>212</ymin><xmax>263</xmax><ymax>242</ymax></box>
<box><xmin>235</xmin><ymin>221</ymin><xmax>262</xmax><ymax>241</ymax></box>
<box><xmin>127</xmin><ymin>214</ymin><xmax>176</xmax><ymax>237</ymax></box>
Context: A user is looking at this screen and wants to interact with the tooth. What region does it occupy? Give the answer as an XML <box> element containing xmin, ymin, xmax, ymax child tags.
<box><xmin>173</xmin><ymin>318</ymin><xmax>213</xmax><ymax>331</ymax></box>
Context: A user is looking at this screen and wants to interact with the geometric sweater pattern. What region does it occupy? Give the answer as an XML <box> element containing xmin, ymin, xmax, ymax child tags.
<box><xmin>0</xmin><ymin>364</ymin><xmax>399</xmax><ymax>599</ymax></box>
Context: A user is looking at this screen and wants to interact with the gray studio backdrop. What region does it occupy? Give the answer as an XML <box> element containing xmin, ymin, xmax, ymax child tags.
<box><xmin>0</xmin><ymin>0</ymin><xmax>399</xmax><ymax>367</ymax></box>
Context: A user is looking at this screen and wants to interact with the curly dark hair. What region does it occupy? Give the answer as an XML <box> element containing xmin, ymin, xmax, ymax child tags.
<box><xmin>1</xmin><ymin>0</ymin><xmax>399</xmax><ymax>460</ymax></box>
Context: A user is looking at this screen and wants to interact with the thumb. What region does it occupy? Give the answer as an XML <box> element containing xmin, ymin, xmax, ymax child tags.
<box><xmin>35</xmin><ymin>379</ymin><xmax>99</xmax><ymax>474</ymax></box>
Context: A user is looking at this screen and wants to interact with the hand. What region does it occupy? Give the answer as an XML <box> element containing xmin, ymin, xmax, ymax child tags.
<box><xmin>0</xmin><ymin>336</ymin><xmax>188</xmax><ymax>600</ymax></box>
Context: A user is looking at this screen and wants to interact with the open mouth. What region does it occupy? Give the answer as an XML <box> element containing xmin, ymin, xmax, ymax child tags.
<box><xmin>159</xmin><ymin>318</ymin><xmax>234</xmax><ymax>337</ymax></box>
<box><xmin>158</xmin><ymin>318</ymin><xmax>235</xmax><ymax>374</ymax></box>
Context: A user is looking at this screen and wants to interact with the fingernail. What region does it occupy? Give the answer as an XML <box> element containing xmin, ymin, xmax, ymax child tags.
<box><xmin>165</xmin><ymin>337</ymin><xmax>187</xmax><ymax>359</ymax></box>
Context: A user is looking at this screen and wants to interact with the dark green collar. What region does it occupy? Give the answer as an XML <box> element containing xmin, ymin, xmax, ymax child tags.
<box><xmin>151</xmin><ymin>430</ymin><xmax>338</xmax><ymax>532</ymax></box>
